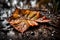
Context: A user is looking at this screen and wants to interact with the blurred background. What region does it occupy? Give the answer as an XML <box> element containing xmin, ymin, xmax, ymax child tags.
<box><xmin>0</xmin><ymin>0</ymin><xmax>60</xmax><ymax>40</ymax></box>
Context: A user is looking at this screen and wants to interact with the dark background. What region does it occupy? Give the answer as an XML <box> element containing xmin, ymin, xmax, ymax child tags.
<box><xmin>0</xmin><ymin>0</ymin><xmax>60</xmax><ymax>40</ymax></box>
